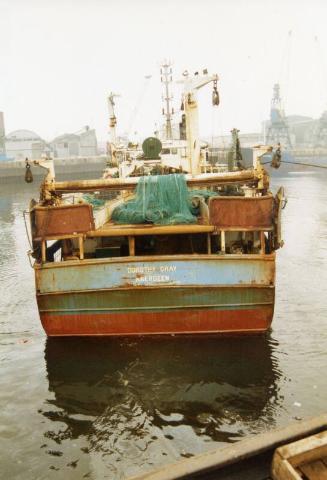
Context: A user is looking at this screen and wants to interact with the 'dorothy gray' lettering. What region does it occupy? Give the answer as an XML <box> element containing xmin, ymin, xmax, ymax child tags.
<box><xmin>127</xmin><ymin>265</ymin><xmax>176</xmax><ymax>275</ymax></box>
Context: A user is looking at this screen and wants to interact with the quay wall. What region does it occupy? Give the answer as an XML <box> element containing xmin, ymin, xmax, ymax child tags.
<box><xmin>0</xmin><ymin>156</ymin><xmax>107</xmax><ymax>183</ymax></box>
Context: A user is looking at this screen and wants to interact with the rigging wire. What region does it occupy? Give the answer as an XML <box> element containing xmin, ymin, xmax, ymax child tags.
<box><xmin>125</xmin><ymin>75</ymin><xmax>152</xmax><ymax>138</ymax></box>
<box><xmin>261</xmin><ymin>159</ymin><xmax>327</xmax><ymax>169</ymax></box>
<box><xmin>209</xmin><ymin>90</ymin><xmax>227</xmax><ymax>162</ymax></box>
<box><xmin>23</xmin><ymin>210</ymin><xmax>33</xmax><ymax>249</ymax></box>
<box><xmin>210</xmin><ymin>101</ymin><xmax>227</xmax><ymax>151</ymax></box>
<box><xmin>210</xmin><ymin>104</ymin><xmax>216</xmax><ymax>149</ymax></box>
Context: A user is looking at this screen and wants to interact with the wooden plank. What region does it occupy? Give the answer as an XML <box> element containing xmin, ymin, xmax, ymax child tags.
<box><xmin>127</xmin><ymin>415</ymin><xmax>327</xmax><ymax>480</ymax></box>
<box><xmin>88</xmin><ymin>224</ymin><xmax>215</xmax><ymax>237</ymax></box>
<box><xmin>272</xmin><ymin>452</ymin><xmax>301</xmax><ymax>480</ymax></box>
<box><xmin>87</xmin><ymin>225</ymin><xmax>273</xmax><ymax>238</ymax></box>
<box><xmin>277</xmin><ymin>431</ymin><xmax>327</xmax><ymax>466</ymax></box>
<box><xmin>128</xmin><ymin>236</ymin><xmax>135</xmax><ymax>256</ymax></box>
<box><xmin>221</xmin><ymin>230</ymin><xmax>226</xmax><ymax>253</ymax></box>
<box><xmin>272</xmin><ymin>431</ymin><xmax>327</xmax><ymax>480</ymax></box>
<box><xmin>41</xmin><ymin>240</ymin><xmax>46</xmax><ymax>263</ymax></box>
<box><xmin>78</xmin><ymin>236</ymin><xmax>84</xmax><ymax>260</ymax></box>
<box><xmin>34</xmin><ymin>233</ymin><xmax>87</xmax><ymax>242</ymax></box>
<box><xmin>291</xmin><ymin>445</ymin><xmax>327</xmax><ymax>470</ymax></box>
<box><xmin>299</xmin><ymin>460</ymin><xmax>327</xmax><ymax>480</ymax></box>
<box><xmin>221</xmin><ymin>227</ymin><xmax>274</xmax><ymax>232</ymax></box>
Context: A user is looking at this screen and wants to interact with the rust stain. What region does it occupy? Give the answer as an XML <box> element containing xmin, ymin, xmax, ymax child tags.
<box><xmin>209</xmin><ymin>195</ymin><xmax>274</xmax><ymax>229</ymax></box>
<box><xmin>34</xmin><ymin>204</ymin><xmax>94</xmax><ymax>238</ymax></box>
<box><xmin>41</xmin><ymin>306</ymin><xmax>273</xmax><ymax>336</ymax></box>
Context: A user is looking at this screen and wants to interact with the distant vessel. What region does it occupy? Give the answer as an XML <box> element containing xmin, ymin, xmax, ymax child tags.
<box><xmin>265</xmin><ymin>84</ymin><xmax>327</xmax><ymax>174</ymax></box>
<box><xmin>27</xmin><ymin>69</ymin><xmax>285</xmax><ymax>336</ymax></box>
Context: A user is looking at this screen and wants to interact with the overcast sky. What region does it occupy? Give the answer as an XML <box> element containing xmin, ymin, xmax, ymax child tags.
<box><xmin>0</xmin><ymin>0</ymin><xmax>327</xmax><ymax>142</ymax></box>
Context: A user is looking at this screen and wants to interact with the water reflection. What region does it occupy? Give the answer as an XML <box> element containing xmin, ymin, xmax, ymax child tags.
<box><xmin>0</xmin><ymin>184</ymin><xmax>39</xmax><ymax>333</ymax></box>
<box><xmin>0</xmin><ymin>196</ymin><xmax>15</xmax><ymax>224</ymax></box>
<box><xmin>43</xmin><ymin>335</ymin><xmax>282</xmax><ymax>476</ymax></box>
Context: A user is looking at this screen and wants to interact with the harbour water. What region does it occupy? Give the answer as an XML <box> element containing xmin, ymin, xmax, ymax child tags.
<box><xmin>0</xmin><ymin>172</ymin><xmax>326</xmax><ymax>479</ymax></box>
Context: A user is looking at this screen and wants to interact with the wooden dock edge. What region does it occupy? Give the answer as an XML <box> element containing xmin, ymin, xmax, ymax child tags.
<box><xmin>127</xmin><ymin>415</ymin><xmax>327</xmax><ymax>480</ymax></box>
<box><xmin>271</xmin><ymin>430</ymin><xmax>327</xmax><ymax>480</ymax></box>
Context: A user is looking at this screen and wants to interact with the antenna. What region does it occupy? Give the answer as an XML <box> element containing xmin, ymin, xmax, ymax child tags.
<box><xmin>160</xmin><ymin>60</ymin><xmax>174</xmax><ymax>140</ymax></box>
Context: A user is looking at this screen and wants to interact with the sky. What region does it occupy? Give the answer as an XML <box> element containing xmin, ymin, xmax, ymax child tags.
<box><xmin>1</xmin><ymin>0</ymin><xmax>327</xmax><ymax>143</ymax></box>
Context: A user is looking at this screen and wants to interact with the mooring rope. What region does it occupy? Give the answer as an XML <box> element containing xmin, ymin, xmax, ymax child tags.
<box><xmin>262</xmin><ymin>159</ymin><xmax>327</xmax><ymax>169</ymax></box>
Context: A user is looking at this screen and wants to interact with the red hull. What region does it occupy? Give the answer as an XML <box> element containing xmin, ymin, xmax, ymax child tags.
<box><xmin>41</xmin><ymin>306</ymin><xmax>273</xmax><ymax>336</ymax></box>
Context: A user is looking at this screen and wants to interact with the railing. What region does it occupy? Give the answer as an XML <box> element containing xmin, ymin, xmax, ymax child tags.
<box><xmin>38</xmin><ymin>226</ymin><xmax>273</xmax><ymax>263</ymax></box>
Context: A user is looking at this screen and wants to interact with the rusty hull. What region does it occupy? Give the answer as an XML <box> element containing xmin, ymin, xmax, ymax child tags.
<box><xmin>39</xmin><ymin>306</ymin><xmax>274</xmax><ymax>336</ymax></box>
<box><xmin>35</xmin><ymin>254</ymin><xmax>275</xmax><ymax>336</ymax></box>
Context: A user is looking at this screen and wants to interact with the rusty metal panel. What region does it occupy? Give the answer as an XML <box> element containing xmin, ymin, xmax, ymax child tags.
<box><xmin>34</xmin><ymin>204</ymin><xmax>94</xmax><ymax>238</ymax></box>
<box><xmin>37</xmin><ymin>285</ymin><xmax>275</xmax><ymax>335</ymax></box>
<box><xmin>37</xmin><ymin>285</ymin><xmax>275</xmax><ymax>312</ymax></box>
<box><xmin>209</xmin><ymin>195</ymin><xmax>274</xmax><ymax>229</ymax></box>
<box><xmin>35</xmin><ymin>256</ymin><xmax>275</xmax><ymax>294</ymax></box>
<box><xmin>40</xmin><ymin>306</ymin><xmax>274</xmax><ymax>336</ymax></box>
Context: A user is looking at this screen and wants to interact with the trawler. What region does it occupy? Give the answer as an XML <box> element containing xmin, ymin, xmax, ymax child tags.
<box><xmin>26</xmin><ymin>69</ymin><xmax>285</xmax><ymax>336</ymax></box>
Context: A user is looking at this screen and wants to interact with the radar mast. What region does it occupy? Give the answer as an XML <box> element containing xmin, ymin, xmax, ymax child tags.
<box><xmin>160</xmin><ymin>60</ymin><xmax>174</xmax><ymax>140</ymax></box>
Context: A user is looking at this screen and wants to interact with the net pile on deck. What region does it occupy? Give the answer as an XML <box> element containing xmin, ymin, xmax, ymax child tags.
<box><xmin>112</xmin><ymin>174</ymin><xmax>212</xmax><ymax>225</ymax></box>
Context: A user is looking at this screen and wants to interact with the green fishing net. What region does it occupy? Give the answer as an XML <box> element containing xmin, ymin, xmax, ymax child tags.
<box><xmin>112</xmin><ymin>174</ymin><xmax>213</xmax><ymax>225</ymax></box>
<box><xmin>82</xmin><ymin>194</ymin><xmax>106</xmax><ymax>209</ymax></box>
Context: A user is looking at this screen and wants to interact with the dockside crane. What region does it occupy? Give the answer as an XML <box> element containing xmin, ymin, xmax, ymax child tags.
<box><xmin>266</xmin><ymin>83</ymin><xmax>292</xmax><ymax>148</ymax></box>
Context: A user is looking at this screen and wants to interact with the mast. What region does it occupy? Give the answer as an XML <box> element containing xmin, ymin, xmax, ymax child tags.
<box><xmin>180</xmin><ymin>70</ymin><xmax>219</xmax><ymax>176</ymax></box>
<box><xmin>160</xmin><ymin>61</ymin><xmax>174</xmax><ymax>141</ymax></box>
<box><xmin>107</xmin><ymin>92</ymin><xmax>120</xmax><ymax>146</ymax></box>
